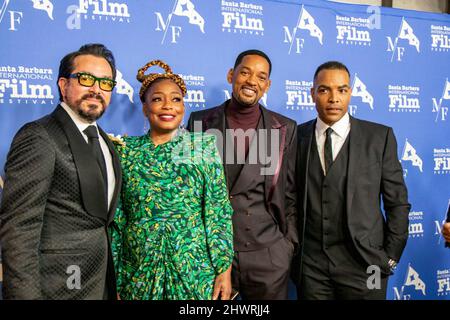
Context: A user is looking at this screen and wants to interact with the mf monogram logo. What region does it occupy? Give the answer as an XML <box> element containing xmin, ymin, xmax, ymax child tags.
<box><xmin>283</xmin><ymin>5</ymin><xmax>323</xmax><ymax>54</ymax></box>
<box><xmin>387</xmin><ymin>18</ymin><xmax>420</xmax><ymax>62</ymax></box>
<box><xmin>0</xmin><ymin>0</ymin><xmax>23</xmax><ymax>31</ymax></box>
<box><xmin>155</xmin><ymin>0</ymin><xmax>205</xmax><ymax>44</ymax></box>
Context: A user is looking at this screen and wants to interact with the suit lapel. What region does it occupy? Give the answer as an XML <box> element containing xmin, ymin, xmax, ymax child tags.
<box><xmin>299</xmin><ymin>120</ymin><xmax>315</xmax><ymax>215</ymax></box>
<box><xmin>260</xmin><ymin>106</ymin><xmax>286</xmax><ymax>205</ymax></box>
<box><xmin>297</xmin><ymin>120</ymin><xmax>314</xmax><ymax>260</ymax></box>
<box><xmin>203</xmin><ymin>102</ymin><xmax>230</xmax><ymax>190</ymax></box>
<box><xmin>98</xmin><ymin>127</ymin><xmax>122</xmax><ymax>225</ymax></box>
<box><xmin>53</xmin><ymin>105</ymin><xmax>108</xmax><ymax>222</ymax></box>
<box><xmin>346</xmin><ymin>116</ymin><xmax>362</xmax><ymax>218</ymax></box>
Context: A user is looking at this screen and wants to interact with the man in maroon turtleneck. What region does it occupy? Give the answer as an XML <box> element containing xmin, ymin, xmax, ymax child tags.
<box><xmin>188</xmin><ymin>50</ymin><xmax>298</xmax><ymax>300</ymax></box>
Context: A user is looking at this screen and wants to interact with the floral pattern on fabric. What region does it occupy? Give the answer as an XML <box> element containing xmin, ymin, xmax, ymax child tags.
<box><xmin>110</xmin><ymin>131</ymin><xmax>233</xmax><ymax>300</ymax></box>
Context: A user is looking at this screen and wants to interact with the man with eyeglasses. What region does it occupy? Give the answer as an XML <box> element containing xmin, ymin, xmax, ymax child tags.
<box><xmin>0</xmin><ymin>43</ymin><xmax>122</xmax><ymax>300</ymax></box>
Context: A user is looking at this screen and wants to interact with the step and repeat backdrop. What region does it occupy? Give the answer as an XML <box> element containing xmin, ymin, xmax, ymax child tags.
<box><xmin>0</xmin><ymin>0</ymin><xmax>449</xmax><ymax>300</ymax></box>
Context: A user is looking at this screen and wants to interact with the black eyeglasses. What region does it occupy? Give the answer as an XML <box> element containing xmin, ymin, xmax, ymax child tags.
<box><xmin>68</xmin><ymin>72</ymin><xmax>116</xmax><ymax>92</ymax></box>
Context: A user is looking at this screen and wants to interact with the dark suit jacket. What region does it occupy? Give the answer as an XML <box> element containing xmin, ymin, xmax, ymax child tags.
<box><xmin>292</xmin><ymin>116</ymin><xmax>410</xmax><ymax>282</ymax></box>
<box><xmin>187</xmin><ymin>101</ymin><xmax>298</xmax><ymax>248</ymax></box>
<box><xmin>0</xmin><ymin>105</ymin><xmax>122</xmax><ymax>299</ymax></box>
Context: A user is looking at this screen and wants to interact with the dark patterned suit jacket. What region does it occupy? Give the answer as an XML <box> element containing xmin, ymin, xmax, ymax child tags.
<box><xmin>0</xmin><ymin>105</ymin><xmax>122</xmax><ymax>299</ymax></box>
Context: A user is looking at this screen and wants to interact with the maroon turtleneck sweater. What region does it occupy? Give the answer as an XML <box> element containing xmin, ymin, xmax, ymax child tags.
<box><xmin>226</xmin><ymin>97</ymin><xmax>261</xmax><ymax>131</ymax></box>
<box><xmin>225</xmin><ymin>97</ymin><xmax>261</xmax><ymax>159</ymax></box>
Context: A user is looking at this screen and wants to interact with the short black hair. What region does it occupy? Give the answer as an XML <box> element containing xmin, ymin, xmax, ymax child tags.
<box><xmin>313</xmin><ymin>61</ymin><xmax>350</xmax><ymax>82</ymax></box>
<box><xmin>57</xmin><ymin>43</ymin><xmax>116</xmax><ymax>101</ymax></box>
<box><xmin>234</xmin><ymin>49</ymin><xmax>272</xmax><ymax>76</ymax></box>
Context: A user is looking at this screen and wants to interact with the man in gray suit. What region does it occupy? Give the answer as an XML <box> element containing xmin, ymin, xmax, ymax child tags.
<box><xmin>188</xmin><ymin>50</ymin><xmax>297</xmax><ymax>299</ymax></box>
<box><xmin>0</xmin><ymin>43</ymin><xmax>122</xmax><ymax>299</ymax></box>
<box><xmin>293</xmin><ymin>61</ymin><xmax>410</xmax><ymax>300</ymax></box>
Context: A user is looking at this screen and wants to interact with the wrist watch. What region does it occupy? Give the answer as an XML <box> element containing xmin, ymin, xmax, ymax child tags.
<box><xmin>388</xmin><ymin>259</ymin><xmax>398</xmax><ymax>272</ymax></box>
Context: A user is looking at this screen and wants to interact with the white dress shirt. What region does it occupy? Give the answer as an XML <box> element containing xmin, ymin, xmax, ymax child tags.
<box><xmin>315</xmin><ymin>112</ymin><xmax>351</xmax><ymax>175</ymax></box>
<box><xmin>61</xmin><ymin>102</ymin><xmax>116</xmax><ymax>210</ymax></box>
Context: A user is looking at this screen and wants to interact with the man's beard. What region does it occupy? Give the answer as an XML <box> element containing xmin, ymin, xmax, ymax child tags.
<box><xmin>74</xmin><ymin>93</ymin><xmax>106</xmax><ymax>122</ymax></box>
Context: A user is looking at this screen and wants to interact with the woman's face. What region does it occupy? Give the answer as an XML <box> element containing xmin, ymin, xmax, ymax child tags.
<box><xmin>143</xmin><ymin>78</ymin><xmax>185</xmax><ymax>135</ymax></box>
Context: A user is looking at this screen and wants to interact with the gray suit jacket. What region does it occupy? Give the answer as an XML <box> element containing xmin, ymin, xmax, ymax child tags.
<box><xmin>0</xmin><ymin>105</ymin><xmax>122</xmax><ymax>299</ymax></box>
<box><xmin>292</xmin><ymin>116</ymin><xmax>410</xmax><ymax>283</ymax></box>
<box><xmin>187</xmin><ymin>101</ymin><xmax>298</xmax><ymax>249</ymax></box>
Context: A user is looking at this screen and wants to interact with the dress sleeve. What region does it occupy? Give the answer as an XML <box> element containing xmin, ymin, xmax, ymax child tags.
<box><xmin>201</xmin><ymin>135</ymin><xmax>234</xmax><ymax>275</ymax></box>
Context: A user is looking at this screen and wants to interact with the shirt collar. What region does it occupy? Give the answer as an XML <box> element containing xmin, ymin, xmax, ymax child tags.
<box><xmin>316</xmin><ymin>112</ymin><xmax>350</xmax><ymax>138</ymax></box>
<box><xmin>60</xmin><ymin>102</ymin><xmax>98</xmax><ymax>134</ymax></box>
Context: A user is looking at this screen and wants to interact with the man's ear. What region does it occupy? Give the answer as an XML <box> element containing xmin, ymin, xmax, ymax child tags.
<box><xmin>310</xmin><ymin>87</ymin><xmax>316</xmax><ymax>103</ymax></box>
<box><xmin>265</xmin><ymin>79</ymin><xmax>272</xmax><ymax>93</ymax></box>
<box><xmin>58</xmin><ymin>77</ymin><xmax>68</xmax><ymax>101</ymax></box>
<box><xmin>227</xmin><ymin>68</ymin><xmax>234</xmax><ymax>84</ymax></box>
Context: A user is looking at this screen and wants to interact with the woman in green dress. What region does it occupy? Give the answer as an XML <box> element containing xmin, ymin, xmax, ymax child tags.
<box><xmin>111</xmin><ymin>60</ymin><xmax>234</xmax><ymax>300</ymax></box>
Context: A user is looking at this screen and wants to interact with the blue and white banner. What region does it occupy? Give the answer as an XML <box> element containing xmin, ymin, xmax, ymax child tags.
<box><xmin>0</xmin><ymin>0</ymin><xmax>449</xmax><ymax>300</ymax></box>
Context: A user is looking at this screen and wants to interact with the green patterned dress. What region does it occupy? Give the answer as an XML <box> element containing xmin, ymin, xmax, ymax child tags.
<box><xmin>110</xmin><ymin>131</ymin><xmax>234</xmax><ymax>300</ymax></box>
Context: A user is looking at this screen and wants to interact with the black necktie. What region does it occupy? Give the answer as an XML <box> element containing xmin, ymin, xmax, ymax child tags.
<box><xmin>324</xmin><ymin>127</ymin><xmax>333</xmax><ymax>175</ymax></box>
<box><xmin>83</xmin><ymin>125</ymin><xmax>108</xmax><ymax>197</ymax></box>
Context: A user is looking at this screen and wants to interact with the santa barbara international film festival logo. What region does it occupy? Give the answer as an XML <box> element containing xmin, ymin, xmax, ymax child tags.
<box><xmin>387</xmin><ymin>17</ymin><xmax>420</xmax><ymax>62</ymax></box>
<box><xmin>387</xmin><ymin>83</ymin><xmax>420</xmax><ymax>113</ymax></box>
<box><xmin>0</xmin><ymin>65</ymin><xmax>55</xmax><ymax>105</ymax></box>
<box><xmin>433</xmin><ymin>147</ymin><xmax>450</xmax><ymax>175</ymax></box>
<box><xmin>66</xmin><ymin>0</ymin><xmax>130</xmax><ymax>30</ymax></box>
<box><xmin>393</xmin><ymin>264</ymin><xmax>426</xmax><ymax>300</ymax></box>
<box><xmin>348</xmin><ymin>74</ymin><xmax>374</xmax><ymax>116</ymax></box>
<box><xmin>179</xmin><ymin>73</ymin><xmax>206</xmax><ymax>109</ymax></box>
<box><xmin>221</xmin><ymin>1</ymin><xmax>264</xmax><ymax>36</ymax></box>
<box><xmin>430</xmin><ymin>24</ymin><xmax>450</xmax><ymax>52</ymax></box>
<box><xmin>408</xmin><ymin>211</ymin><xmax>424</xmax><ymax>238</ymax></box>
<box><xmin>283</xmin><ymin>5</ymin><xmax>323</xmax><ymax>54</ymax></box>
<box><xmin>335</xmin><ymin>6</ymin><xmax>382</xmax><ymax>47</ymax></box>
<box><xmin>432</xmin><ymin>78</ymin><xmax>450</xmax><ymax>122</ymax></box>
<box><xmin>0</xmin><ymin>0</ymin><xmax>54</xmax><ymax>32</ymax></box>
<box><xmin>155</xmin><ymin>0</ymin><xmax>205</xmax><ymax>44</ymax></box>
<box><xmin>285</xmin><ymin>79</ymin><xmax>314</xmax><ymax>111</ymax></box>
<box><xmin>436</xmin><ymin>268</ymin><xmax>450</xmax><ymax>297</ymax></box>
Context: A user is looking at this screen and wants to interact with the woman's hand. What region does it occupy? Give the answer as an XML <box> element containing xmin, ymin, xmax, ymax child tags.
<box><xmin>212</xmin><ymin>265</ymin><xmax>232</xmax><ymax>300</ymax></box>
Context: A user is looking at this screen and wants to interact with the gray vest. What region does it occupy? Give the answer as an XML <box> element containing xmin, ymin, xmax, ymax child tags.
<box><xmin>303</xmin><ymin>132</ymin><xmax>352</xmax><ymax>265</ymax></box>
